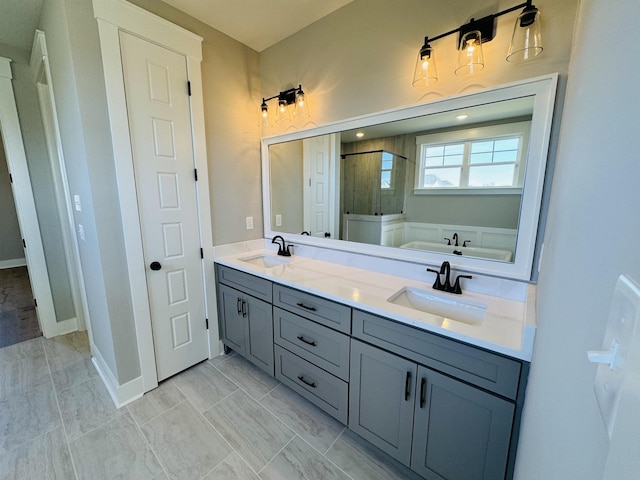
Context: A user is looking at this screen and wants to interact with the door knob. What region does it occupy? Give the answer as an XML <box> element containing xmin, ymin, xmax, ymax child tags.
<box><xmin>150</xmin><ymin>261</ymin><xmax>162</xmax><ymax>271</ymax></box>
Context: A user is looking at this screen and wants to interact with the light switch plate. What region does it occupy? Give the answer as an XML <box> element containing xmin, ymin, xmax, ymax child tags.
<box><xmin>245</xmin><ymin>216</ymin><xmax>254</xmax><ymax>230</ymax></box>
<box><xmin>275</xmin><ymin>214</ymin><xmax>282</xmax><ymax>227</ymax></box>
<box><xmin>590</xmin><ymin>275</ymin><xmax>640</xmax><ymax>439</ymax></box>
<box><xmin>73</xmin><ymin>194</ymin><xmax>82</xmax><ymax>212</ymax></box>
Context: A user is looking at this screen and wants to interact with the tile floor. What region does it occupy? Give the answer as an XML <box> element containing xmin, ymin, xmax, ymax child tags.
<box><xmin>0</xmin><ymin>332</ymin><xmax>423</xmax><ymax>480</ymax></box>
<box><xmin>0</xmin><ymin>267</ymin><xmax>41</xmax><ymax>348</ymax></box>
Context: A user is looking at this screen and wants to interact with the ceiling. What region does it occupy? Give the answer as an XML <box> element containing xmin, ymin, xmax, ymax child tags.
<box><xmin>0</xmin><ymin>0</ymin><xmax>353</xmax><ymax>52</ymax></box>
<box><xmin>161</xmin><ymin>0</ymin><xmax>354</xmax><ymax>52</ymax></box>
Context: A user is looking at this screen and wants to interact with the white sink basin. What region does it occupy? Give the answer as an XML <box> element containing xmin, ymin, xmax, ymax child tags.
<box><xmin>240</xmin><ymin>254</ymin><xmax>290</xmax><ymax>268</ymax></box>
<box><xmin>387</xmin><ymin>286</ymin><xmax>487</xmax><ymax>325</ymax></box>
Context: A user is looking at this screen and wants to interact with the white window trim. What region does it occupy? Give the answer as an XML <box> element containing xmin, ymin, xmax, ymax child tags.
<box><xmin>414</xmin><ymin>121</ymin><xmax>531</xmax><ymax>192</ymax></box>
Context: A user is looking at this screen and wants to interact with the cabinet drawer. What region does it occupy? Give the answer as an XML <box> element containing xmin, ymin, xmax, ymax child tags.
<box><xmin>216</xmin><ymin>265</ymin><xmax>272</xmax><ymax>303</ymax></box>
<box><xmin>275</xmin><ymin>345</ymin><xmax>348</xmax><ymax>424</ymax></box>
<box><xmin>274</xmin><ymin>307</ymin><xmax>350</xmax><ymax>381</ymax></box>
<box><xmin>353</xmin><ymin>310</ymin><xmax>522</xmax><ymax>399</ymax></box>
<box><xmin>273</xmin><ymin>285</ymin><xmax>351</xmax><ymax>334</ymax></box>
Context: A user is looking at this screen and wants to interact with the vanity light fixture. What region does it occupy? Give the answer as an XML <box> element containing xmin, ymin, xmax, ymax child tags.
<box><xmin>456</xmin><ymin>114</ymin><xmax>469</xmax><ymax>121</ymax></box>
<box><xmin>261</xmin><ymin>84</ymin><xmax>310</xmax><ymax>127</ymax></box>
<box><xmin>412</xmin><ymin>0</ymin><xmax>542</xmax><ymax>87</ymax></box>
<box><xmin>356</xmin><ymin>132</ymin><xmax>365</xmax><ymax>138</ymax></box>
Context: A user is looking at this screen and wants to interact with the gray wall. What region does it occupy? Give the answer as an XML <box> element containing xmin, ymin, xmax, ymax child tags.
<box><xmin>0</xmin><ymin>132</ymin><xmax>24</xmax><ymax>264</ymax></box>
<box><xmin>259</xmin><ymin>0</ymin><xmax>581</xmax><ymax>476</ymax></box>
<box><xmin>0</xmin><ymin>42</ymin><xmax>75</xmax><ymax>321</ymax></box>
<box><xmin>269</xmin><ymin>140</ymin><xmax>304</xmax><ymax>234</ymax></box>
<box><xmin>515</xmin><ymin>1</ymin><xmax>640</xmax><ymax>478</ymax></box>
<box><xmin>40</xmin><ymin>0</ymin><xmax>136</xmax><ymax>382</ymax></box>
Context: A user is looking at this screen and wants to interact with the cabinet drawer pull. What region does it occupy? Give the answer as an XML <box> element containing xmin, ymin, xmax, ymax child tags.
<box><xmin>236</xmin><ymin>297</ymin><xmax>242</xmax><ymax>315</ymax></box>
<box><xmin>405</xmin><ymin>371</ymin><xmax>412</xmax><ymax>401</ymax></box>
<box><xmin>420</xmin><ymin>377</ymin><xmax>427</xmax><ymax>408</ymax></box>
<box><xmin>296</xmin><ymin>335</ymin><xmax>317</xmax><ymax>347</ymax></box>
<box><xmin>297</xmin><ymin>375</ymin><xmax>316</xmax><ymax>388</ymax></box>
<box><xmin>296</xmin><ymin>302</ymin><xmax>317</xmax><ymax>312</ymax></box>
<box><xmin>241</xmin><ymin>300</ymin><xmax>247</xmax><ymax>318</ymax></box>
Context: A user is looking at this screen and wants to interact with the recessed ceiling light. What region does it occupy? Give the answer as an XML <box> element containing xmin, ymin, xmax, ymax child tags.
<box><xmin>456</xmin><ymin>114</ymin><xmax>469</xmax><ymax>121</ymax></box>
<box><xmin>356</xmin><ymin>132</ymin><xmax>365</xmax><ymax>138</ymax></box>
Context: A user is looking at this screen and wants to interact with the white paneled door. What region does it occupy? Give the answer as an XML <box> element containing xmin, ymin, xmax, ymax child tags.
<box><xmin>303</xmin><ymin>136</ymin><xmax>332</xmax><ymax>238</ymax></box>
<box><xmin>119</xmin><ymin>31</ymin><xmax>208</xmax><ymax>381</ymax></box>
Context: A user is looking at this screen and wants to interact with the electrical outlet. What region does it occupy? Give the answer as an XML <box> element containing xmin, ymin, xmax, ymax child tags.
<box><xmin>275</xmin><ymin>214</ymin><xmax>282</xmax><ymax>227</ymax></box>
<box><xmin>77</xmin><ymin>224</ymin><xmax>85</xmax><ymax>241</ymax></box>
<box><xmin>74</xmin><ymin>194</ymin><xmax>82</xmax><ymax>212</ymax></box>
<box><xmin>245</xmin><ymin>216</ymin><xmax>254</xmax><ymax>230</ymax></box>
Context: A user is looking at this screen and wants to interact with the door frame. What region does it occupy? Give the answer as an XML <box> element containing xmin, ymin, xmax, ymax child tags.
<box><xmin>0</xmin><ymin>56</ymin><xmax>57</xmax><ymax>336</ymax></box>
<box><xmin>30</xmin><ymin>30</ymin><xmax>89</xmax><ymax>336</ymax></box>
<box><xmin>93</xmin><ymin>0</ymin><xmax>216</xmax><ymax>393</ymax></box>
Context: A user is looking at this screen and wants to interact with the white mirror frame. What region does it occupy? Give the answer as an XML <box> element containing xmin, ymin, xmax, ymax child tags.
<box><xmin>262</xmin><ymin>74</ymin><xmax>558</xmax><ymax>281</ymax></box>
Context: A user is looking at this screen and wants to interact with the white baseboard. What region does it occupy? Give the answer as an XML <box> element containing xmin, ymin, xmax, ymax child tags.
<box><xmin>42</xmin><ymin>317</ymin><xmax>78</xmax><ymax>338</ymax></box>
<box><xmin>92</xmin><ymin>345</ymin><xmax>144</xmax><ymax>408</ymax></box>
<box><xmin>0</xmin><ymin>258</ymin><xmax>27</xmax><ymax>269</ymax></box>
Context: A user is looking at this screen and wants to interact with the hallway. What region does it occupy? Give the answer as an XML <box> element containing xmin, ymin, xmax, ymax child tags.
<box><xmin>0</xmin><ymin>267</ymin><xmax>41</xmax><ymax>348</ymax></box>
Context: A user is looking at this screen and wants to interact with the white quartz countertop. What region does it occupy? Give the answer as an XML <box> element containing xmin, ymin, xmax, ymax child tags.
<box><xmin>215</xmin><ymin>249</ymin><xmax>536</xmax><ymax>362</ymax></box>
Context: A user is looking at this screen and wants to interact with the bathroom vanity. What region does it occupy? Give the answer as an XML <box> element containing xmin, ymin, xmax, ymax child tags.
<box><xmin>214</xmin><ymin>74</ymin><xmax>556</xmax><ymax>480</ymax></box>
<box><xmin>214</xmin><ymin>251</ymin><xmax>533</xmax><ymax>480</ymax></box>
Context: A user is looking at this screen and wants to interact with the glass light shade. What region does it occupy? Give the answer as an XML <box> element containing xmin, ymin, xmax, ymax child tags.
<box><xmin>294</xmin><ymin>90</ymin><xmax>310</xmax><ymax>118</ymax></box>
<box><xmin>275</xmin><ymin>99</ymin><xmax>290</xmax><ymax>123</ymax></box>
<box><xmin>412</xmin><ymin>44</ymin><xmax>438</xmax><ymax>87</ymax></box>
<box><xmin>506</xmin><ymin>6</ymin><xmax>543</xmax><ymax>62</ymax></box>
<box><xmin>455</xmin><ymin>31</ymin><xmax>484</xmax><ymax>76</ymax></box>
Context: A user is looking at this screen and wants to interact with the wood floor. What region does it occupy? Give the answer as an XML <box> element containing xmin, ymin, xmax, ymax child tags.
<box><xmin>0</xmin><ymin>266</ymin><xmax>41</xmax><ymax>348</ymax></box>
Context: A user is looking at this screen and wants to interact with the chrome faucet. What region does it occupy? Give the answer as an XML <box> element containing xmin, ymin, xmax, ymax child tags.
<box><xmin>427</xmin><ymin>261</ymin><xmax>472</xmax><ymax>294</ymax></box>
<box><xmin>271</xmin><ymin>235</ymin><xmax>291</xmax><ymax>256</ymax></box>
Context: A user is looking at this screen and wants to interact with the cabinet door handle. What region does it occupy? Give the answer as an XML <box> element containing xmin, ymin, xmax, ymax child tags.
<box><xmin>296</xmin><ymin>302</ymin><xmax>317</xmax><ymax>312</ymax></box>
<box><xmin>296</xmin><ymin>335</ymin><xmax>317</xmax><ymax>347</ymax></box>
<box><xmin>297</xmin><ymin>375</ymin><xmax>316</xmax><ymax>388</ymax></box>
<box><xmin>236</xmin><ymin>297</ymin><xmax>242</xmax><ymax>315</ymax></box>
<box><xmin>420</xmin><ymin>377</ymin><xmax>427</xmax><ymax>408</ymax></box>
<box><xmin>241</xmin><ymin>300</ymin><xmax>247</xmax><ymax>318</ymax></box>
<box><xmin>405</xmin><ymin>371</ymin><xmax>412</xmax><ymax>401</ymax></box>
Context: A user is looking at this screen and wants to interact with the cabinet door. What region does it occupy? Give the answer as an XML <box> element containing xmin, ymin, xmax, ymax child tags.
<box><xmin>245</xmin><ymin>295</ymin><xmax>274</xmax><ymax>376</ymax></box>
<box><xmin>349</xmin><ymin>339</ymin><xmax>416</xmax><ymax>465</ymax></box>
<box><xmin>218</xmin><ymin>284</ymin><xmax>245</xmax><ymax>355</ymax></box>
<box><xmin>412</xmin><ymin>366</ymin><xmax>515</xmax><ymax>480</ymax></box>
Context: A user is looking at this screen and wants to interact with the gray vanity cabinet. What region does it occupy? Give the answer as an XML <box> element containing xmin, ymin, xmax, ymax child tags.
<box><xmin>350</xmin><ymin>339</ymin><xmax>515</xmax><ymax>480</ymax></box>
<box><xmin>216</xmin><ymin>266</ymin><xmax>274</xmax><ymax>376</ymax></box>
<box><xmin>215</xmin><ymin>263</ymin><xmax>527</xmax><ymax>480</ymax></box>
<box><xmin>349</xmin><ymin>339</ymin><xmax>417</xmax><ymax>464</ymax></box>
<box><xmin>411</xmin><ymin>365</ymin><xmax>514</xmax><ymax>480</ymax></box>
<box><xmin>273</xmin><ymin>285</ymin><xmax>351</xmax><ymax>424</ymax></box>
